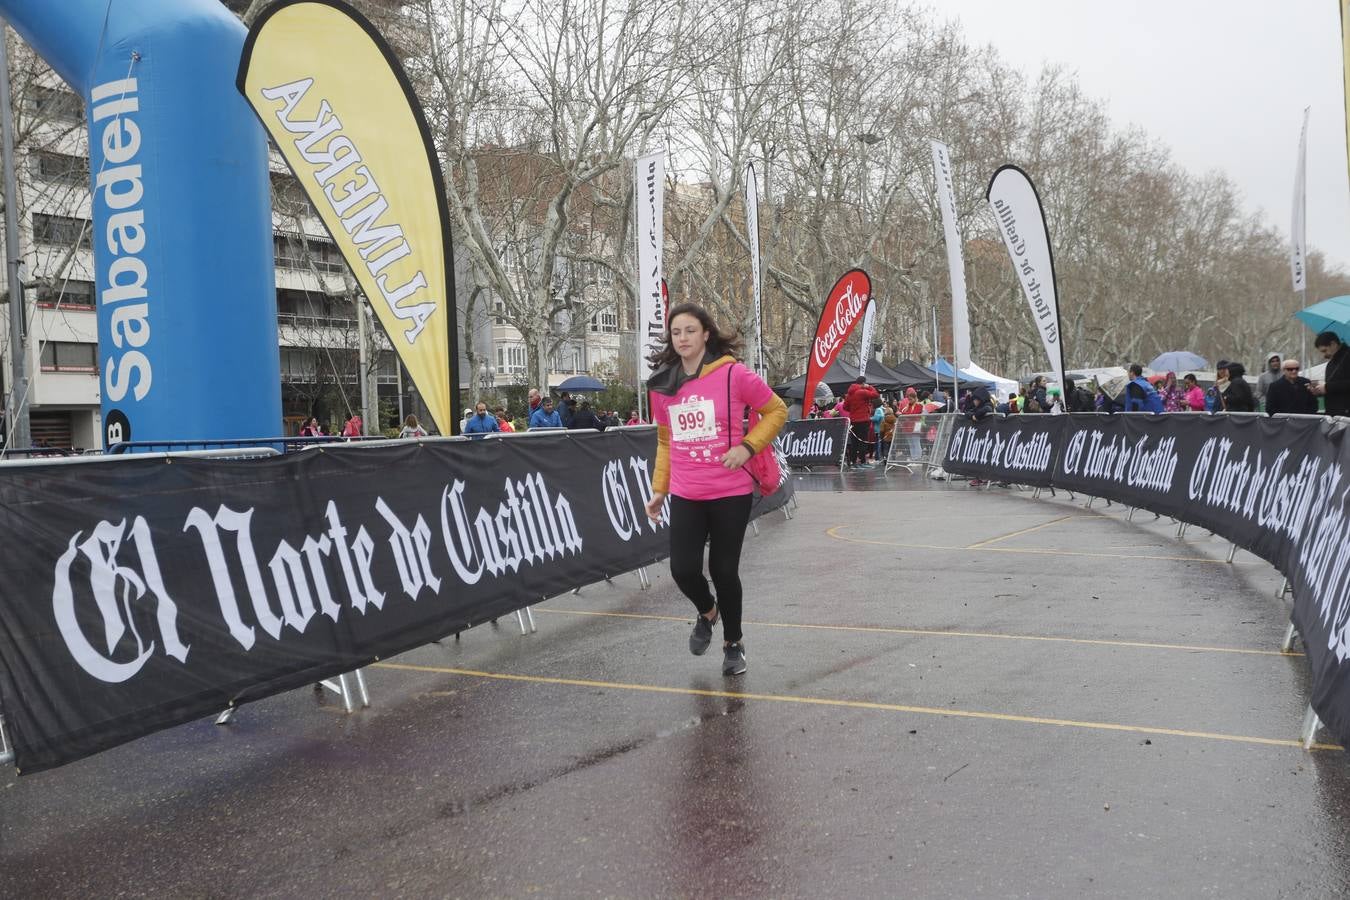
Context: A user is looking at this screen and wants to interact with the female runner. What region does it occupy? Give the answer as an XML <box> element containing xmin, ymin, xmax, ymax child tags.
<box><xmin>644</xmin><ymin>303</ymin><xmax>787</xmax><ymax>675</ymax></box>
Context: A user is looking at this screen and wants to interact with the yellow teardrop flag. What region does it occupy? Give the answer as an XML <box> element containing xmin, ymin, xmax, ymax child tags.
<box><xmin>238</xmin><ymin>0</ymin><xmax>457</xmax><ymax>434</ymax></box>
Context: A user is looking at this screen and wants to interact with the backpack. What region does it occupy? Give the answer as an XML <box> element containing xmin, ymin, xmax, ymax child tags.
<box><xmin>727</xmin><ymin>364</ymin><xmax>784</xmax><ymax>496</ymax></box>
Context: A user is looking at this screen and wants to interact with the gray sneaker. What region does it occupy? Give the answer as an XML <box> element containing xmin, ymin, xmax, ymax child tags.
<box><xmin>690</xmin><ymin>609</ymin><xmax>718</xmax><ymax>655</ymax></box>
<box><xmin>722</xmin><ymin>642</ymin><xmax>747</xmax><ymax>676</ymax></box>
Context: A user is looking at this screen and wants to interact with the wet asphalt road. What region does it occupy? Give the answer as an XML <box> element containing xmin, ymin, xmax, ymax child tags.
<box><xmin>3</xmin><ymin>469</ymin><xmax>1350</xmax><ymax>898</ymax></box>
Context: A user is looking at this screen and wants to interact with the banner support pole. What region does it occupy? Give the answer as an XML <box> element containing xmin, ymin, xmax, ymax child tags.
<box><xmin>0</xmin><ymin>27</ymin><xmax>29</xmax><ymax>453</ymax></box>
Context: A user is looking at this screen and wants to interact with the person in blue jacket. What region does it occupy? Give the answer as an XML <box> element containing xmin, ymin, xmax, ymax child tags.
<box><xmin>1123</xmin><ymin>363</ymin><xmax>1164</xmax><ymax>413</ymax></box>
<box><xmin>463</xmin><ymin>401</ymin><xmax>502</xmax><ymax>436</ymax></box>
<box><xmin>528</xmin><ymin>397</ymin><xmax>563</xmax><ymax>429</ymax></box>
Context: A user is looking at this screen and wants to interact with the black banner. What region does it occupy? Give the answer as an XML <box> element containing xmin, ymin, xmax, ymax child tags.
<box><xmin>0</xmin><ymin>429</ymin><xmax>793</xmax><ymax>773</ymax></box>
<box><xmin>944</xmin><ymin>413</ymin><xmax>1350</xmax><ymax>748</ymax></box>
<box><xmin>775</xmin><ymin>418</ymin><xmax>849</xmax><ymax>468</ymax></box>
<box><xmin>945</xmin><ymin>415</ymin><xmax>1063</xmax><ymax>487</ymax></box>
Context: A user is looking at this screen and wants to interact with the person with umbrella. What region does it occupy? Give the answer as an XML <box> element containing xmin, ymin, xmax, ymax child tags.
<box><xmin>567</xmin><ymin>400</ymin><xmax>605</xmax><ymax>431</ymax></box>
<box><xmin>1311</xmin><ymin>331</ymin><xmax>1350</xmax><ymax>416</ymax></box>
<box><xmin>1159</xmin><ymin>372</ymin><xmax>1185</xmax><ymax>412</ymax></box>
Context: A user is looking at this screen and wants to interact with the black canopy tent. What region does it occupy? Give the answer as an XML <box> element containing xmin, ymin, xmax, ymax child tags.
<box><xmin>773</xmin><ymin>358</ymin><xmax>903</xmax><ymax>399</ymax></box>
<box><xmin>774</xmin><ymin>358</ymin><xmax>988</xmax><ymax>400</ymax></box>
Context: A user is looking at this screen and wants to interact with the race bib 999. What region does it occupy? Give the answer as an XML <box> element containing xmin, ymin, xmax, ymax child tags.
<box><xmin>670</xmin><ymin>396</ymin><xmax>717</xmax><ymax>442</ymax></box>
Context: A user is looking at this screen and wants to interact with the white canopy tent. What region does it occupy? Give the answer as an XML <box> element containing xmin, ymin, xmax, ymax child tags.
<box><xmin>963</xmin><ymin>361</ymin><xmax>1018</xmax><ymax>400</ymax></box>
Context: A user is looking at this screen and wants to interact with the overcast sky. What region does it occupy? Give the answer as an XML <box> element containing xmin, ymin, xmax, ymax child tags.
<box><xmin>947</xmin><ymin>0</ymin><xmax>1350</xmax><ymax>278</ymax></box>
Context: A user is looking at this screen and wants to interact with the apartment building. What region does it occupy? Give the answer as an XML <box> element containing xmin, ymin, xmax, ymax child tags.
<box><xmin>2</xmin><ymin>3</ymin><xmax>631</xmax><ymax>447</ymax></box>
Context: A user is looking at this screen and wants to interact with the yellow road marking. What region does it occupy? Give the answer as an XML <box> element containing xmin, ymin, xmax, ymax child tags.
<box><xmin>827</xmin><ymin>524</ymin><xmax>1254</xmax><ymax>565</ymax></box>
<box><xmin>371</xmin><ymin>661</ymin><xmax>1342</xmax><ymax>752</ymax></box>
<box><xmin>534</xmin><ymin>608</ymin><xmax>1302</xmax><ymax>658</ymax></box>
<box><xmin>965</xmin><ymin>515</ymin><xmax>1074</xmax><ymax>549</ymax></box>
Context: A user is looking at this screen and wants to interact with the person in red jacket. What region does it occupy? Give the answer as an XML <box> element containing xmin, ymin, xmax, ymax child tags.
<box><xmin>843</xmin><ymin>376</ymin><xmax>880</xmax><ymax>468</ymax></box>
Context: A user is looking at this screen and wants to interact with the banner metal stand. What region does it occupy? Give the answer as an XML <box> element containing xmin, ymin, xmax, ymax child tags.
<box><xmin>1282</xmin><ymin>618</ymin><xmax>1299</xmax><ymax>653</ymax></box>
<box><xmin>215</xmin><ymin>667</ymin><xmax>372</xmax><ymax>726</ymax></box>
<box><xmin>1301</xmin><ymin>704</ymin><xmax>1322</xmax><ymax>750</ymax></box>
<box><xmin>0</xmin><ymin>711</ymin><xmax>11</xmax><ymax>766</ymax></box>
<box><xmin>513</xmin><ymin>607</ymin><xmax>537</xmax><ymax>635</ymax></box>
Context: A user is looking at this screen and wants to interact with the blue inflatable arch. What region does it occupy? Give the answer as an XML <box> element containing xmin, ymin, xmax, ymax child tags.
<box><xmin>0</xmin><ymin>0</ymin><xmax>280</xmax><ymax>445</ymax></box>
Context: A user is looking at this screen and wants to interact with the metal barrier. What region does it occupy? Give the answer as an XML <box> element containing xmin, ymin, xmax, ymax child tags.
<box><xmin>0</xmin><ymin>446</ymin><xmax>283</xmax><ymax>468</ymax></box>
<box><xmin>0</xmin><ymin>446</ymin><xmax>83</xmax><ymax>460</ymax></box>
<box><xmin>884</xmin><ymin>412</ymin><xmax>959</xmax><ymax>474</ymax></box>
<box><xmin>107</xmin><ymin>435</ymin><xmax>392</xmax><ymax>454</ymax></box>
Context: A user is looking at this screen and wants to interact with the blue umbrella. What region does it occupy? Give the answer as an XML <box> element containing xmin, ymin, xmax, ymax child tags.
<box><xmin>556</xmin><ymin>374</ymin><xmax>606</xmax><ymax>392</ymax></box>
<box><xmin>1295</xmin><ymin>295</ymin><xmax>1350</xmax><ymax>343</ymax></box>
<box><xmin>1147</xmin><ymin>350</ymin><xmax>1208</xmax><ymax>373</ymax></box>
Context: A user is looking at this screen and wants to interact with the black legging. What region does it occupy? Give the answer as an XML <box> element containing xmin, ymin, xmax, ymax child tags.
<box><xmin>668</xmin><ymin>493</ymin><xmax>754</xmax><ymax>643</ymax></box>
<box><xmin>848</xmin><ymin>421</ymin><xmax>870</xmax><ymax>463</ymax></box>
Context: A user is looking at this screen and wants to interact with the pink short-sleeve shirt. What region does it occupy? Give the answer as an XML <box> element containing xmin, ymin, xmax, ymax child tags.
<box><xmin>651</xmin><ymin>362</ymin><xmax>775</xmax><ymax>501</ymax></box>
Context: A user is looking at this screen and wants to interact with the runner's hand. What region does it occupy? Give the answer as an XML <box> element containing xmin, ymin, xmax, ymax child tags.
<box><xmin>645</xmin><ymin>492</ymin><xmax>667</xmax><ymax>522</ymax></box>
<box><xmin>721</xmin><ymin>445</ymin><xmax>752</xmax><ymax>470</ymax></box>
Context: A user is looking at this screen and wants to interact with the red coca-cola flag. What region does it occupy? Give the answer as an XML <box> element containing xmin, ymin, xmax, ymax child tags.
<box><xmin>804</xmin><ymin>269</ymin><xmax>872</xmax><ymax>407</ymax></box>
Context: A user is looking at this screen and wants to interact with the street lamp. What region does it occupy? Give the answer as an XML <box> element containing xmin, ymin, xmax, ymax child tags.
<box><xmin>479</xmin><ymin>360</ymin><xmax>495</xmax><ymax>397</ymax></box>
<box><xmin>854</xmin><ymin>132</ymin><xmax>884</xmax><ymax>220</ymax></box>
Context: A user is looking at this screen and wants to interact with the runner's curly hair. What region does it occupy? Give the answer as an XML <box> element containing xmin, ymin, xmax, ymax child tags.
<box><xmin>646</xmin><ymin>302</ymin><xmax>744</xmax><ymax>370</ymax></box>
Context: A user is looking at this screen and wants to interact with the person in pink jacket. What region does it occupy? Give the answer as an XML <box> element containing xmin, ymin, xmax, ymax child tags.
<box><xmin>645</xmin><ymin>303</ymin><xmax>787</xmax><ymax>676</ymax></box>
<box><xmin>1182</xmin><ymin>373</ymin><xmax>1206</xmax><ymax>411</ymax></box>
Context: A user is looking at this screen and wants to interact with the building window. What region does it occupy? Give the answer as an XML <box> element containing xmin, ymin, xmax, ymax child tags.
<box><xmin>35</xmin><ymin>279</ymin><xmax>94</xmax><ymax>310</ymax></box>
<box><xmin>279</xmin><ymin>348</ymin><xmax>319</xmax><ymax>382</ymax></box>
<box><xmin>497</xmin><ymin>343</ymin><xmax>526</xmax><ymax>375</ymax></box>
<box><xmin>274</xmin><ymin>234</ymin><xmax>347</xmax><ymax>274</ymax></box>
<box><xmin>27</xmin><ymin>85</ymin><xmax>82</xmax><ymax>123</ymax></box>
<box><xmin>276</xmin><ymin>288</ymin><xmax>355</xmax><ymax>328</ymax></box>
<box><xmin>590</xmin><ymin>306</ymin><xmax>618</xmax><ymax>333</ymax></box>
<box><xmin>32</xmin><ymin>213</ymin><xmax>92</xmax><ymax>249</ymax></box>
<box><xmin>30</xmin><ymin>150</ymin><xmax>87</xmax><ymax>186</ymax></box>
<box><xmin>270</xmin><ymin>171</ymin><xmax>316</xmax><ymax>217</ymax></box>
<box><xmin>38</xmin><ymin>341</ymin><xmax>97</xmax><ymax>373</ymax></box>
<box><xmin>551</xmin><ymin>346</ymin><xmax>581</xmax><ymax>374</ymax></box>
<box><xmin>376</xmin><ymin>351</ymin><xmax>398</xmax><ymax>385</ymax></box>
